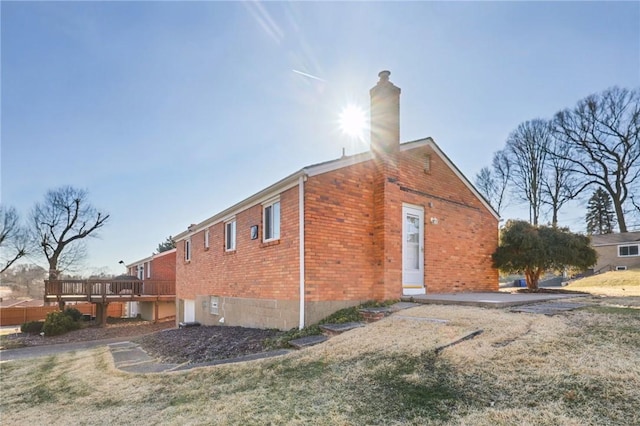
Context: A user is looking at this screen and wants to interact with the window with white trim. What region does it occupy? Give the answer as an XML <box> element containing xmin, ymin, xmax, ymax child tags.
<box><xmin>618</xmin><ymin>244</ymin><xmax>639</xmax><ymax>257</ymax></box>
<box><xmin>146</xmin><ymin>261</ymin><xmax>151</xmax><ymax>278</ymax></box>
<box><xmin>263</xmin><ymin>200</ymin><xmax>280</xmax><ymax>242</ymax></box>
<box><xmin>225</xmin><ymin>220</ymin><xmax>236</xmax><ymax>251</ymax></box>
<box><xmin>204</xmin><ymin>228</ymin><xmax>210</xmax><ymax>249</ymax></box>
<box><xmin>210</xmin><ymin>296</ymin><xmax>219</xmax><ymax>315</ymax></box>
<box><xmin>185</xmin><ymin>239</ymin><xmax>191</xmax><ymax>261</ymax></box>
<box><xmin>137</xmin><ymin>264</ymin><xmax>144</xmax><ymax>280</ymax></box>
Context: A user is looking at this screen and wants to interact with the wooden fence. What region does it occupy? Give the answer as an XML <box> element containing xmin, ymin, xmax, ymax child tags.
<box><xmin>0</xmin><ymin>303</ymin><xmax>124</xmax><ymax>327</ymax></box>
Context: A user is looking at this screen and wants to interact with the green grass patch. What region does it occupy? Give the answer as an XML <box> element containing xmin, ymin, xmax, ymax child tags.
<box><xmin>266</xmin><ymin>300</ymin><xmax>397</xmax><ymax>348</ymax></box>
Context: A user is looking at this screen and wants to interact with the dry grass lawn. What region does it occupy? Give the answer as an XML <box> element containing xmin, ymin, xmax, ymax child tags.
<box><xmin>2</xmin><ymin>301</ymin><xmax>639</xmax><ymax>425</ymax></box>
<box><xmin>565</xmin><ymin>269</ymin><xmax>640</xmax><ymax>296</ymax></box>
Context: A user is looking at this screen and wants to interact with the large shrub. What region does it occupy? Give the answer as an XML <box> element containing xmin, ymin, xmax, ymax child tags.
<box><xmin>493</xmin><ymin>220</ymin><xmax>597</xmax><ymax>290</ymax></box>
<box><xmin>42</xmin><ymin>311</ymin><xmax>81</xmax><ymax>336</ymax></box>
<box><xmin>63</xmin><ymin>307</ymin><xmax>83</xmax><ymax>322</ymax></box>
<box><xmin>21</xmin><ymin>321</ymin><xmax>44</xmax><ymax>334</ymax></box>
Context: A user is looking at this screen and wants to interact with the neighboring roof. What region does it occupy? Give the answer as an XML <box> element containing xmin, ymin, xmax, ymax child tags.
<box><xmin>126</xmin><ymin>248</ymin><xmax>177</xmax><ymax>269</ymax></box>
<box><xmin>174</xmin><ymin>137</ymin><xmax>499</xmax><ymax>242</ymax></box>
<box><xmin>0</xmin><ymin>299</ymin><xmax>23</xmax><ymax>308</ymax></box>
<box><xmin>591</xmin><ymin>231</ymin><xmax>640</xmax><ymax>247</ymax></box>
<box><xmin>0</xmin><ymin>299</ymin><xmax>45</xmax><ymax>308</ymax></box>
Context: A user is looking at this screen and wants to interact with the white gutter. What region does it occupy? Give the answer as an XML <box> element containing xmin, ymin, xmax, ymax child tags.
<box><xmin>298</xmin><ymin>175</ymin><xmax>306</xmax><ymax>330</ymax></box>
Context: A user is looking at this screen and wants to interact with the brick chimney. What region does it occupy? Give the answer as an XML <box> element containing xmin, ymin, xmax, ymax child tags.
<box><xmin>370</xmin><ymin>70</ymin><xmax>401</xmax><ymax>155</ymax></box>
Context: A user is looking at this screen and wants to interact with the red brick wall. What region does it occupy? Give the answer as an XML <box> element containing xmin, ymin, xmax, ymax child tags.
<box><xmin>151</xmin><ymin>251</ymin><xmax>176</xmax><ymax>281</ymax></box>
<box><xmin>394</xmin><ymin>144</ymin><xmax>499</xmax><ymax>292</ymax></box>
<box><xmin>303</xmin><ymin>142</ymin><xmax>497</xmax><ymax>302</ymax></box>
<box><xmin>304</xmin><ymin>143</ymin><xmax>497</xmax><ymax>300</ymax></box>
<box><xmin>175</xmin><ymin>141</ymin><xmax>498</xmax><ymax>324</ymax></box>
<box><xmin>176</xmin><ymin>187</ymin><xmax>300</xmax><ymax>301</ymax></box>
<box><xmin>304</xmin><ymin>162</ymin><xmax>377</xmax><ymax>302</ymax></box>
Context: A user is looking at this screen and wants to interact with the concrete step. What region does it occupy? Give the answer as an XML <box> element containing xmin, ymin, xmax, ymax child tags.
<box><xmin>319</xmin><ymin>322</ymin><xmax>364</xmax><ymax>336</ymax></box>
<box><xmin>288</xmin><ymin>335</ymin><xmax>328</xmax><ymax>349</ymax></box>
<box><xmin>359</xmin><ymin>307</ymin><xmax>393</xmax><ymax>322</ymax></box>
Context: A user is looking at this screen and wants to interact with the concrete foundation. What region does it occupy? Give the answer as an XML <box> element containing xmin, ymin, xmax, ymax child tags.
<box><xmin>177</xmin><ymin>296</ymin><xmax>369</xmax><ymax>330</ymax></box>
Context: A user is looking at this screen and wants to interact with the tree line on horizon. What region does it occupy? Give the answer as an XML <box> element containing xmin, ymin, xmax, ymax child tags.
<box><xmin>475</xmin><ymin>86</ymin><xmax>640</xmax><ymax>234</ymax></box>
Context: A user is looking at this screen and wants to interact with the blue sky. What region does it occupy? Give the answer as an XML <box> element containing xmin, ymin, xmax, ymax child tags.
<box><xmin>2</xmin><ymin>1</ymin><xmax>639</xmax><ymax>275</ymax></box>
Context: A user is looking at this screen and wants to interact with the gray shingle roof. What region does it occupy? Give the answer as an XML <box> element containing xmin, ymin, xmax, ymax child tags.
<box><xmin>591</xmin><ymin>231</ymin><xmax>640</xmax><ymax>246</ymax></box>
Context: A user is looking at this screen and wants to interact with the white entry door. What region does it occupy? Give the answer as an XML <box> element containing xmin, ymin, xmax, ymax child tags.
<box><xmin>402</xmin><ymin>205</ymin><xmax>425</xmax><ymax>295</ymax></box>
<box><xmin>184</xmin><ymin>299</ymin><xmax>195</xmax><ymax>322</ymax></box>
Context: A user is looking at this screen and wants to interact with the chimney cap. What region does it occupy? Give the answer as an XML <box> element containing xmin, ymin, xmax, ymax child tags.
<box><xmin>378</xmin><ymin>70</ymin><xmax>391</xmax><ymax>82</ymax></box>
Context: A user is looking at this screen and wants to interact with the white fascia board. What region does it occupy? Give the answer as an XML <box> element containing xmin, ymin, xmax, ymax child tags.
<box><xmin>153</xmin><ymin>248</ymin><xmax>177</xmax><ymax>259</ymax></box>
<box><xmin>174</xmin><ymin>170</ymin><xmax>306</xmax><ymax>242</ymax></box>
<box><xmin>304</xmin><ymin>151</ymin><xmax>372</xmax><ymax>177</ymax></box>
<box><xmin>125</xmin><ymin>248</ymin><xmax>177</xmax><ymax>269</ymax></box>
<box><xmin>404</xmin><ymin>137</ymin><xmax>500</xmax><ymax>221</ymax></box>
<box><xmin>126</xmin><ymin>255</ymin><xmax>153</xmax><ymax>269</ymax></box>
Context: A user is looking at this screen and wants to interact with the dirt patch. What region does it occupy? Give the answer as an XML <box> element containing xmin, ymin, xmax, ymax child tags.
<box><xmin>133</xmin><ymin>325</ymin><xmax>283</xmax><ymax>364</ymax></box>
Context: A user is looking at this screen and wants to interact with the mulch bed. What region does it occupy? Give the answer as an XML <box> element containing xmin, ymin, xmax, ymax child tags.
<box><xmin>134</xmin><ymin>325</ymin><xmax>283</xmax><ymax>364</ymax></box>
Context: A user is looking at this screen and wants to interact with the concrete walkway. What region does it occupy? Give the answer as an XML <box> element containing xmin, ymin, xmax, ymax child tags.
<box><xmin>402</xmin><ymin>291</ymin><xmax>586</xmax><ymax>308</ymax></box>
<box><xmin>109</xmin><ymin>341</ymin><xmax>291</xmax><ymax>373</ymax></box>
<box><xmin>1</xmin><ymin>336</ymin><xmax>138</xmax><ymax>362</ymax></box>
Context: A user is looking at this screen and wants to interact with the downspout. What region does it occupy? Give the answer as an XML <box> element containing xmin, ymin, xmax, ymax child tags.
<box><xmin>298</xmin><ymin>174</ymin><xmax>306</xmax><ymax>330</ymax></box>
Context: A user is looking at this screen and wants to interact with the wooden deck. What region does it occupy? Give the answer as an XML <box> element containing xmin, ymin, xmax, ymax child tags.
<box><xmin>44</xmin><ymin>279</ymin><xmax>175</xmax><ymax>303</ymax></box>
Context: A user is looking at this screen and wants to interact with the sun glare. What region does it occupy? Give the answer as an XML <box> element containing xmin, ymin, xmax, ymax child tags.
<box><xmin>338</xmin><ymin>104</ymin><xmax>367</xmax><ymax>140</ymax></box>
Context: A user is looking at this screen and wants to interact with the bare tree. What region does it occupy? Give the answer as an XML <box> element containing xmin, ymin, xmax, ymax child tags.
<box><xmin>541</xmin><ymin>136</ymin><xmax>581</xmax><ymax>227</ymax></box>
<box><xmin>492</xmin><ymin>149</ymin><xmax>512</xmax><ymax>216</ymax></box>
<box><xmin>475</xmin><ymin>150</ymin><xmax>511</xmax><ymax>216</ymax></box>
<box><xmin>475</xmin><ymin>167</ymin><xmax>496</xmax><ymax>205</ymax></box>
<box><xmin>31</xmin><ymin>186</ymin><xmax>110</xmax><ymax>279</ymax></box>
<box><xmin>0</xmin><ymin>205</ymin><xmax>29</xmax><ymax>273</ymax></box>
<box><xmin>506</xmin><ymin>119</ymin><xmax>550</xmax><ymax>225</ymax></box>
<box><xmin>553</xmin><ymin>87</ymin><xmax>640</xmax><ymax>232</ymax></box>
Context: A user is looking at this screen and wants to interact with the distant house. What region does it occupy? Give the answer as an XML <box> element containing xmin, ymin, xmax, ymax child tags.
<box><xmin>173</xmin><ymin>71</ymin><xmax>499</xmax><ymax>330</ymax></box>
<box><xmin>125</xmin><ymin>248</ymin><xmax>177</xmax><ymax>320</ymax></box>
<box><xmin>590</xmin><ymin>231</ymin><xmax>640</xmax><ymax>273</ymax></box>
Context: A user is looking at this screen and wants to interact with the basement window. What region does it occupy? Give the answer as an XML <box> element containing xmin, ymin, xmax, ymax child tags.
<box><xmin>616</xmin><ymin>266</ymin><xmax>628</xmax><ymax>271</ymax></box>
<box><xmin>210</xmin><ymin>296</ymin><xmax>219</xmax><ymax>315</ymax></box>
<box><xmin>618</xmin><ymin>244</ymin><xmax>639</xmax><ymax>257</ymax></box>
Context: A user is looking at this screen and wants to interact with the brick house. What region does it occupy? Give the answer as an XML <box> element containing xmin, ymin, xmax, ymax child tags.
<box><xmin>590</xmin><ymin>231</ymin><xmax>640</xmax><ymax>273</ymax></box>
<box><xmin>124</xmin><ymin>248</ymin><xmax>177</xmax><ymax>320</ymax></box>
<box><xmin>173</xmin><ymin>71</ymin><xmax>499</xmax><ymax>330</ymax></box>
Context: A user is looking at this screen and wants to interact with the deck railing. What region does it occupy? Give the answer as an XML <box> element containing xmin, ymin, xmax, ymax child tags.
<box><xmin>44</xmin><ymin>279</ymin><xmax>175</xmax><ymax>298</ymax></box>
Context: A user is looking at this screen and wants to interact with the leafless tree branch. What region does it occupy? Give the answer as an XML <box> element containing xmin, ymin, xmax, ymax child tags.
<box><xmin>31</xmin><ymin>186</ymin><xmax>110</xmax><ymax>279</ymax></box>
